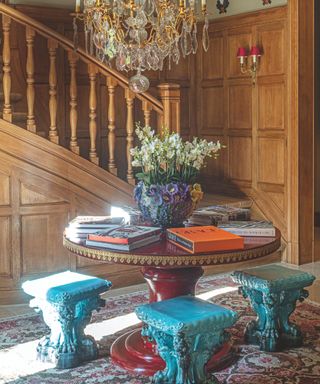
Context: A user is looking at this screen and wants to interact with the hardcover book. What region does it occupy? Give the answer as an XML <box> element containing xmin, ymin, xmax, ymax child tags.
<box><xmin>166</xmin><ymin>226</ymin><xmax>244</xmax><ymax>254</ymax></box>
<box><xmin>217</xmin><ymin>221</ymin><xmax>276</xmax><ymax>237</ymax></box>
<box><xmin>86</xmin><ymin>234</ymin><xmax>161</xmax><ymax>251</ymax></box>
<box><xmin>68</xmin><ymin>216</ymin><xmax>124</xmax><ymax>228</ymax></box>
<box><xmin>187</xmin><ymin>205</ymin><xmax>250</xmax><ymax>226</ymax></box>
<box><xmin>87</xmin><ymin>225</ymin><xmax>162</xmax><ymax>245</ymax></box>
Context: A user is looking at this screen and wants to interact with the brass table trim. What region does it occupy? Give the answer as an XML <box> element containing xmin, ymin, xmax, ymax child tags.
<box><xmin>63</xmin><ymin>235</ymin><xmax>281</xmax><ymax>268</ymax></box>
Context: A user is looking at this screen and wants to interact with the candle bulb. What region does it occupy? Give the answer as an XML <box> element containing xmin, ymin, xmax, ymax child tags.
<box><xmin>201</xmin><ymin>0</ymin><xmax>206</xmax><ymax>8</ymax></box>
<box><xmin>190</xmin><ymin>0</ymin><xmax>195</xmax><ymax>10</ymax></box>
<box><xmin>75</xmin><ymin>0</ymin><xmax>81</xmax><ymax>13</ymax></box>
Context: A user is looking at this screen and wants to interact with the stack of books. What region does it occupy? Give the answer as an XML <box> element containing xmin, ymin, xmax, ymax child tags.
<box><xmin>65</xmin><ymin>216</ymin><xmax>124</xmax><ymax>243</ymax></box>
<box><xmin>86</xmin><ymin>225</ymin><xmax>162</xmax><ymax>251</ymax></box>
<box><xmin>187</xmin><ymin>205</ymin><xmax>251</xmax><ymax>226</ymax></box>
<box><xmin>217</xmin><ymin>221</ymin><xmax>276</xmax><ymax>237</ymax></box>
<box><xmin>167</xmin><ymin>226</ymin><xmax>244</xmax><ymax>254</ymax></box>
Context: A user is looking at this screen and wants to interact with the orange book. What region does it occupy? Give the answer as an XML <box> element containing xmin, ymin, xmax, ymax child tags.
<box><xmin>166</xmin><ymin>226</ymin><xmax>244</xmax><ymax>254</ymax></box>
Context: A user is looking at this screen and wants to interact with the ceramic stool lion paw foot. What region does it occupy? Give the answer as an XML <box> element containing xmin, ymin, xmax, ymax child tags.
<box><xmin>136</xmin><ymin>296</ymin><xmax>237</xmax><ymax>384</ymax></box>
<box><xmin>22</xmin><ymin>270</ymin><xmax>112</xmax><ymax>368</ymax></box>
<box><xmin>232</xmin><ymin>265</ymin><xmax>315</xmax><ymax>352</ymax></box>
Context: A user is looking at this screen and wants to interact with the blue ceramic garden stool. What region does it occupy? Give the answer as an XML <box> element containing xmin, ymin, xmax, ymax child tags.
<box><xmin>22</xmin><ymin>270</ymin><xmax>112</xmax><ymax>369</ymax></box>
<box><xmin>232</xmin><ymin>265</ymin><xmax>315</xmax><ymax>352</ymax></box>
<box><xmin>135</xmin><ymin>296</ymin><xmax>238</xmax><ymax>384</ymax></box>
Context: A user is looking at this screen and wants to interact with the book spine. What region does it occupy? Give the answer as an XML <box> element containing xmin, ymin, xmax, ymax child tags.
<box><xmin>221</xmin><ymin>228</ymin><xmax>275</xmax><ymax>237</ymax></box>
<box><xmin>167</xmin><ymin>232</ymin><xmax>194</xmax><ymax>252</ymax></box>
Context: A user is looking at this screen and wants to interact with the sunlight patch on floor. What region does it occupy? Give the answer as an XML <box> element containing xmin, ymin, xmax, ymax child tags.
<box><xmin>197</xmin><ymin>286</ymin><xmax>238</xmax><ymax>301</ymax></box>
<box><xmin>0</xmin><ymin>339</ymin><xmax>55</xmax><ymax>378</ymax></box>
<box><xmin>86</xmin><ymin>312</ymin><xmax>141</xmax><ymax>341</ymax></box>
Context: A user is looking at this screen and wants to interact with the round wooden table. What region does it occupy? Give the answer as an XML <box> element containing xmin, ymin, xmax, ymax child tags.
<box><xmin>64</xmin><ymin>230</ymin><xmax>281</xmax><ymax>376</ymax></box>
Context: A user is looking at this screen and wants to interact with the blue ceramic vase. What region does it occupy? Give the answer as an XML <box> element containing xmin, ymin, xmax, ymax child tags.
<box><xmin>134</xmin><ymin>181</ymin><xmax>196</xmax><ymax>228</ymax></box>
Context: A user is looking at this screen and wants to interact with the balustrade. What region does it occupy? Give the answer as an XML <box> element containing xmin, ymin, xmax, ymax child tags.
<box><xmin>125</xmin><ymin>88</ymin><xmax>135</xmax><ymax>185</ymax></box>
<box><xmin>68</xmin><ymin>51</ymin><xmax>80</xmax><ymax>155</ymax></box>
<box><xmin>26</xmin><ymin>27</ymin><xmax>36</xmax><ymax>132</ymax></box>
<box><xmin>88</xmin><ymin>63</ymin><xmax>99</xmax><ymax>165</ymax></box>
<box><xmin>48</xmin><ymin>39</ymin><xmax>59</xmax><ymax>144</ymax></box>
<box><xmin>0</xmin><ymin>3</ymin><xmax>181</xmax><ymax>185</ymax></box>
<box><xmin>107</xmin><ymin>76</ymin><xmax>118</xmax><ymax>175</ymax></box>
<box><xmin>2</xmin><ymin>14</ymin><xmax>11</xmax><ymax>122</ymax></box>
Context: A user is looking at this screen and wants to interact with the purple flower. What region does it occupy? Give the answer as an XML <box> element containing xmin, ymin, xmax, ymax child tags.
<box><xmin>162</xmin><ymin>192</ymin><xmax>174</xmax><ymax>204</ymax></box>
<box><xmin>166</xmin><ymin>183</ymin><xmax>179</xmax><ymax>195</ymax></box>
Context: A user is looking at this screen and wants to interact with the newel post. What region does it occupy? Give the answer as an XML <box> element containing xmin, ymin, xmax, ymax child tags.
<box><xmin>157</xmin><ymin>83</ymin><xmax>181</xmax><ymax>133</ymax></box>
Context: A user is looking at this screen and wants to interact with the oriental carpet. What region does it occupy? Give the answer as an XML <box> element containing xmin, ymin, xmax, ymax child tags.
<box><xmin>0</xmin><ymin>274</ymin><xmax>319</xmax><ymax>384</ymax></box>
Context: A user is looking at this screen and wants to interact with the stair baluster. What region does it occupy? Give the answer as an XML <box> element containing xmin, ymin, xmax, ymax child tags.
<box><xmin>106</xmin><ymin>76</ymin><xmax>118</xmax><ymax>175</ymax></box>
<box><xmin>2</xmin><ymin>15</ymin><xmax>12</xmax><ymax>122</ymax></box>
<box><xmin>125</xmin><ymin>88</ymin><xmax>136</xmax><ymax>185</ymax></box>
<box><xmin>88</xmin><ymin>63</ymin><xmax>99</xmax><ymax>165</ymax></box>
<box><xmin>26</xmin><ymin>27</ymin><xmax>36</xmax><ymax>133</ymax></box>
<box><xmin>48</xmin><ymin>39</ymin><xmax>59</xmax><ymax>144</ymax></box>
<box><xmin>68</xmin><ymin>51</ymin><xmax>80</xmax><ymax>155</ymax></box>
<box><xmin>142</xmin><ymin>101</ymin><xmax>152</xmax><ymax>127</ymax></box>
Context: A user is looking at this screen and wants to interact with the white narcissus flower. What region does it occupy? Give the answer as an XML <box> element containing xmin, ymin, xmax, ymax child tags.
<box><xmin>131</xmin><ymin>123</ymin><xmax>223</xmax><ymax>184</ymax></box>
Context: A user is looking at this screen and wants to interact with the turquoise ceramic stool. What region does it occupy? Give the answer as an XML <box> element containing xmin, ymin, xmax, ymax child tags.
<box><xmin>135</xmin><ymin>295</ymin><xmax>238</xmax><ymax>384</ymax></box>
<box><xmin>22</xmin><ymin>270</ymin><xmax>112</xmax><ymax>369</ymax></box>
<box><xmin>232</xmin><ymin>265</ymin><xmax>315</xmax><ymax>352</ymax></box>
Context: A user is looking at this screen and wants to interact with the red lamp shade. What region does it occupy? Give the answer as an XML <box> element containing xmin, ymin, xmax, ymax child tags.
<box><xmin>250</xmin><ymin>46</ymin><xmax>261</xmax><ymax>56</ymax></box>
<box><xmin>237</xmin><ymin>47</ymin><xmax>247</xmax><ymax>58</ymax></box>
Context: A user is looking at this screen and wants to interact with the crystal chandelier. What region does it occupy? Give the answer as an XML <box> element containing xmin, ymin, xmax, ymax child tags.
<box><xmin>73</xmin><ymin>0</ymin><xmax>210</xmax><ymax>93</ymax></box>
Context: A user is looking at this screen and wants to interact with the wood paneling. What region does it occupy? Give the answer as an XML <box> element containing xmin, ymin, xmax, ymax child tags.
<box><xmin>0</xmin><ymin>117</ymin><xmax>134</xmax><ymax>303</ymax></box>
<box><xmin>21</xmin><ymin>211</ymin><xmax>70</xmax><ymax>275</ymax></box>
<box><xmin>258</xmin><ymin>82</ymin><xmax>285</xmax><ymax>130</ymax></box>
<box><xmin>203</xmin><ymin>36</ymin><xmax>224</xmax><ymax>80</ymax></box>
<box><xmin>197</xmin><ymin>6</ymin><xmax>289</xmax><ymax>248</ymax></box>
<box><xmin>202</xmin><ymin>87</ymin><xmax>224</xmax><ymax>133</ymax></box>
<box><xmin>258</xmin><ymin>25</ymin><xmax>285</xmax><ymax>76</ymax></box>
<box><xmin>229</xmin><ymin>137</ymin><xmax>252</xmax><ymax>182</ymax></box>
<box><xmin>258</xmin><ymin>138</ymin><xmax>285</xmax><ymax>184</ymax></box>
<box><xmin>229</xmin><ymin>85</ymin><xmax>252</xmax><ymax>129</ymax></box>
<box><xmin>0</xmin><ymin>216</ymin><xmax>11</xmax><ymax>277</ymax></box>
<box><xmin>0</xmin><ymin>172</ymin><xmax>10</xmax><ymax>205</ymax></box>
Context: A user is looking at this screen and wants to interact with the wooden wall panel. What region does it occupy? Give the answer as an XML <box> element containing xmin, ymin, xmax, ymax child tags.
<box><xmin>203</xmin><ymin>36</ymin><xmax>224</xmax><ymax>80</ymax></box>
<box><xmin>0</xmin><ymin>216</ymin><xmax>11</xmax><ymax>277</ymax></box>
<box><xmin>229</xmin><ymin>137</ymin><xmax>252</xmax><ymax>182</ymax></box>
<box><xmin>229</xmin><ymin>85</ymin><xmax>252</xmax><ymax>129</ymax></box>
<box><xmin>258</xmin><ymin>83</ymin><xmax>285</xmax><ymax>130</ymax></box>
<box><xmin>258</xmin><ymin>138</ymin><xmax>285</xmax><ymax>185</ymax></box>
<box><xmin>202</xmin><ymin>87</ymin><xmax>224</xmax><ymax>133</ymax></box>
<box><xmin>258</xmin><ymin>25</ymin><xmax>285</xmax><ymax>76</ymax></box>
<box><xmin>0</xmin><ymin>173</ymin><xmax>10</xmax><ymax>205</ymax></box>
<box><xmin>21</xmin><ymin>211</ymin><xmax>70</xmax><ymax>275</ymax></box>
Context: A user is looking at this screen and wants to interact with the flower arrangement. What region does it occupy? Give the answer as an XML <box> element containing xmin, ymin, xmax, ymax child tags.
<box><xmin>131</xmin><ymin>124</ymin><xmax>222</xmax><ymax>227</ymax></box>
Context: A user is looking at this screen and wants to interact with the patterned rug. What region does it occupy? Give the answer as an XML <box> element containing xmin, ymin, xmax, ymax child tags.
<box><xmin>1</xmin><ymin>274</ymin><xmax>320</xmax><ymax>384</ymax></box>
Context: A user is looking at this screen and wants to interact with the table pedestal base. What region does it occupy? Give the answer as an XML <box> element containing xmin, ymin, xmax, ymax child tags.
<box><xmin>111</xmin><ymin>266</ymin><xmax>237</xmax><ymax>376</ymax></box>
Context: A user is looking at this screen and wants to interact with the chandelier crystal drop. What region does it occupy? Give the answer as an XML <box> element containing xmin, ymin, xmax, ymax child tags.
<box><xmin>73</xmin><ymin>0</ymin><xmax>210</xmax><ymax>93</ymax></box>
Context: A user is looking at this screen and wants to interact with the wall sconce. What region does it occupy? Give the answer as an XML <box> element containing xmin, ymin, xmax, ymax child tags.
<box><xmin>237</xmin><ymin>46</ymin><xmax>262</xmax><ymax>86</ymax></box>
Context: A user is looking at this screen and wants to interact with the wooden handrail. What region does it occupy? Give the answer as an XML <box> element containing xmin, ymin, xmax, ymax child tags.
<box><xmin>0</xmin><ymin>3</ymin><xmax>164</xmax><ymax>115</ymax></box>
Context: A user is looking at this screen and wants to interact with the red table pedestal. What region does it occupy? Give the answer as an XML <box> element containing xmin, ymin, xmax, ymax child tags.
<box><xmin>110</xmin><ymin>266</ymin><xmax>237</xmax><ymax>376</ymax></box>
